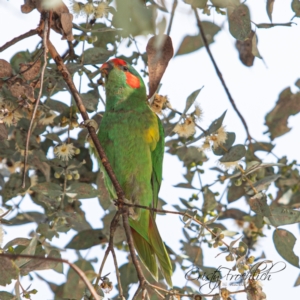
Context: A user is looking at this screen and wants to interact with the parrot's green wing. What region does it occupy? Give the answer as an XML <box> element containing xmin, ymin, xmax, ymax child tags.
<box><xmin>151</xmin><ymin>115</ymin><xmax>164</xmax><ymax>212</ymax></box>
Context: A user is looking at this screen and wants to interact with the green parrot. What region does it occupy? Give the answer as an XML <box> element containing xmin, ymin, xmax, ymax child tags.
<box><xmin>98</xmin><ymin>58</ymin><xmax>172</xmax><ymax>286</ymax></box>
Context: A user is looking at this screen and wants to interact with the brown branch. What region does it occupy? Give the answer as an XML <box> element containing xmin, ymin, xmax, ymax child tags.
<box><xmin>22</xmin><ymin>15</ymin><xmax>49</xmax><ymax>189</ymax></box>
<box><xmin>0</xmin><ymin>253</ymin><xmax>101</xmax><ymax>300</ymax></box>
<box><xmin>92</xmin><ymin>212</ymin><xmax>124</xmax><ymax>300</ymax></box>
<box><xmin>39</xmin><ymin>13</ymin><xmax>147</xmax><ymax>295</ymax></box>
<box><xmin>193</xmin><ymin>8</ymin><xmax>252</xmax><ymax>144</ymax></box>
<box><xmin>0</xmin><ymin>29</ymin><xmax>38</xmax><ymax>52</ymax></box>
<box><xmin>166</xmin><ymin>0</ymin><xmax>178</xmax><ymax>36</ymax></box>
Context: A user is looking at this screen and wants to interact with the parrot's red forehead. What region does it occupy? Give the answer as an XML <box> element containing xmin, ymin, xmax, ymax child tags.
<box><xmin>110</xmin><ymin>58</ymin><xmax>127</xmax><ymax>66</ymax></box>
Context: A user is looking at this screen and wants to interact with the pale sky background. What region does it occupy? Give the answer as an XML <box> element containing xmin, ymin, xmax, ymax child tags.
<box><xmin>1</xmin><ymin>0</ymin><xmax>300</xmax><ymax>299</ymax></box>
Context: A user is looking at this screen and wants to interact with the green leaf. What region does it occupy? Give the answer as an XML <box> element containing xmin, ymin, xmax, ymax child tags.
<box><xmin>184</xmin><ymin>0</ymin><xmax>207</xmax><ymax>9</ymax></box>
<box><xmin>292</xmin><ymin>0</ymin><xmax>300</xmax><ymax>17</ymax></box>
<box><xmin>246</xmin><ymin>174</ymin><xmax>280</xmax><ymax>195</ymax></box>
<box><xmin>228</xmin><ymin>4</ymin><xmax>251</xmax><ymax>41</ymax></box>
<box><xmin>265</xmin><ymin>87</ymin><xmax>300</xmax><ymax>140</ymax></box>
<box><xmin>80</xmin><ymin>90</ymin><xmax>99</xmax><ymax>113</ymax></box>
<box><xmin>181</xmin><ymin>242</ymin><xmax>203</xmax><ymax>266</ymax></box>
<box><xmin>174</xmin><ymin>182</ymin><xmax>197</xmax><ymax>189</ymax></box>
<box><xmin>112</xmin><ymin>0</ymin><xmax>156</xmax><ymax>37</ymax></box>
<box><xmin>20</xmin><ymin>250</ymin><xmax>61</xmax><ymax>276</ymax></box>
<box><xmin>62</xmin><ymin>259</ymin><xmax>94</xmax><ymax>299</ymax></box>
<box><xmin>83</xmin><ymin>47</ymin><xmax>113</xmax><ymax>65</ymax></box>
<box><xmin>212</xmin><ymin>132</ymin><xmax>235</xmax><ymax>156</ymax></box>
<box><xmin>43</xmin><ymin>133</ymin><xmax>62</xmax><ymax>143</ymax></box>
<box><xmin>273</xmin><ymin>229</ymin><xmax>299</xmax><ymax>268</ymax></box>
<box><xmin>219</xmin><ymin>208</ymin><xmax>247</xmax><ymax>220</ymax></box>
<box><xmin>256</xmin><ymin>22</ymin><xmax>294</xmax><ymax>28</ymax></box>
<box><xmin>175</xmin><ymin>22</ymin><xmax>221</xmax><ymax>56</ymax></box>
<box><xmin>10</xmin><ymin>50</ymin><xmax>31</xmax><ymax>73</ymax></box>
<box><xmin>102</xmin><ymin>211</ymin><xmax>126</xmax><ymax>244</ymax></box>
<box><xmin>0</xmin><ymin>257</ymin><xmax>19</xmax><ymax>285</ymax></box>
<box><xmin>4</xmin><ymin>238</ymin><xmax>30</xmax><ymax>250</ymax></box>
<box><xmin>251</xmin><ymin>142</ymin><xmax>275</xmax><ymax>153</ymax></box>
<box><xmin>15</xmin><ymin>236</ymin><xmax>38</xmax><ymax>267</ymax></box>
<box><xmin>31</xmin><ymin>182</ymin><xmax>62</xmax><ymax>198</ymax></box>
<box><xmin>265</xmin><ymin>207</ymin><xmax>300</xmax><ymax>227</ymax></box>
<box><xmin>46</xmin><ymin>98</ymin><xmax>69</xmax><ymax>114</ymax></box>
<box><xmin>2</xmin><ymin>173</ymin><xmax>30</xmax><ymax>203</ymax></box>
<box><xmin>183</xmin><ymin>88</ymin><xmax>202</xmax><ymax>116</ymax></box>
<box><xmin>227</xmin><ymin>182</ymin><xmax>246</xmax><ymax>203</ymax></box>
<box><xmin>118</xmin><ymin>263</ymin><xmax>139</xmax><ymax>298</ymax></box>
<box><xmin>202</xmin><ymin>188</ymin><xmax>217</xmax><ymax>212</ymax></box>
<box><xmin>66</xmin><ymin>229</ymin><xmax>107</xmax><ymax>250</ymax></box>
<box><xmin>7</xmin><ymin>212</ymin><xmax>45</xmax><ymax>226</ymax></box>
<box><xmin>91</xmin><ymin>23</ymin><xmax>120</xmax><ymax>49</ymax></box>
<box><xmin>67</xmin><ymin>182</ymin><xmax>99</xmax><ymax>199</ymax></box>
<box><xmin>0</xmin><ymin>291</ymin><xmax>15</xmax><ymax>300</ymax></box>
<box><xmin>211</xmin><ymin>0</ymin><xmax>240</xmax><ymax>8</ymax></box>
<box><xmin>294</xmin><ymin>273</ymin><xmax>300</xmax><ymax>287</ymax></box>
<box><xmin>167</xmin><ymin>144</ymin><xmax>207</xmax><ymax>166</ymax></box>
<box><xmin>219</xmin><ymin>144</ymin><xmax>246</xmax><ymax>163</ymax></box>
<box><xmin>37</xmin><ymin>223</ymin><xmax>58</xmax><ymax>241</ymax></box>
<box><xmin>251</xmin><ymin>32</ymin><xmax>262</xmax><ymax>59</ymax></box>
<box><xmin>96</xmin><ymin>172</ymin><xmax>112</xmax><ymax>210</ymax></box>
<box><xmin>207</xmin><ymin>110</ymin><xmax>227</xmax><ymax>134</ymax></box>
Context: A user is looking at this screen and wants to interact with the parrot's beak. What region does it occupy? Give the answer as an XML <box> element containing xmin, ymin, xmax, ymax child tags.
<box><xmin>100</xmin><ymin>61</ymin><xmax>113</xmax><ymax>77</ymax></box>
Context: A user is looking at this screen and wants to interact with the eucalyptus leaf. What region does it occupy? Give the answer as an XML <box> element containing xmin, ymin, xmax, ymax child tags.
<box><xmin>219</xmin><ymin>144</ymin><xmax>246</xmax><ymax>163</ymax></box>
<box><xmin>66</xmin><ymin>229</ymin><xmax>107</xmax><ymax>249</ymax></box>
<box><xmin>228</xmin><ymin>4</ymin><xmax>251</xmax><ymax>40</ymax></box>
<box><xmin>212</xmin><ymin>132</ymin><xmax>235</xmax><ymax>156</ymax></box>
<box><xmin>207</xmin><ymin>110</ymin><xmax>227</xmax><ymax>134</ymax></box>
<box><xmin>67</xmin><ymin>182</ymin><xmax>99</xmax><ymax>199</ymax></box>
<box><xmin>0</xmin><ymin>257</ymin><xmax>19</xmax><ymax>285</ymax></box>
<box><xmin>273</xmin><ymin>229</ymin><xmax>299</xmax><ymax>268</ymax></box>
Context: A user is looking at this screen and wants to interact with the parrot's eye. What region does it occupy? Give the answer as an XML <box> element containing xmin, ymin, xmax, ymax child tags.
<box><xmin>122</xmin><ymin>66</ymin><xmax>129</xmax><ymax>72</ymax></box>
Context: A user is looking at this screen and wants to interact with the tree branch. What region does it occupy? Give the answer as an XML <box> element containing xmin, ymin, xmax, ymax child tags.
<box><xmin>0</xmin><ymin>29</ymin><xmax>38</xmax><ymax>52</ymax></box>
<box><xmin>0</xmin><ymin>253</ymin><xmax>101</xmax><ymax>300</ymax></box>
<box><xmin>193</xmin><ymin>8</ymin><xmax>252</xmax><ymax>143</ymax></box>
<box><xmin>93</xmin><ymin>211</ymin><xmax>125</xmax><ymax>300</ymax></box>
<box><xmin>166</xmin><ymin>0</ymin><xmax>178</xmax><ymax>36</ymax></box>
<box><xmin>22</xmin><ymin>14</ymin><xmax>49</xmax><ymax>189</ymax></box>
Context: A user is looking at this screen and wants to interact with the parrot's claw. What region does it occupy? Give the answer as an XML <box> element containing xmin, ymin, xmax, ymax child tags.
<box><xmin>80</xmin><ymin>119</ymin><xmax>99</xmax><ymax>131</ymax></box>
<box><xmin>123</xmin><ymin>198</ymin><xmax>139</xmax><ymax>220</ymax></box>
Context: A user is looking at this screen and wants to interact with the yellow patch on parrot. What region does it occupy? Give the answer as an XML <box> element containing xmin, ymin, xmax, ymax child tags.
<box><xmin>144</xmin><ymin>126</ymin><xmax>159</xmax><ymax>150</ymax></box>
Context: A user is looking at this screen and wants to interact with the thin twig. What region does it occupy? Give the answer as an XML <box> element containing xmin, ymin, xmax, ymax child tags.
<box><xmin>122</xmin><ymin>207</ymin><xmax>147</xmax><ymax>286</ymax></box>
<box><xmin>22</xmin><ymin>15</ymin><xmax>49</xmax><ymax>189</ymax></box>
<box><xmin>193</xmin><ymin>8</ymin><xmax>252</xmax><ymax>143</ymax></box>
<box><xmin>92</xmin><ymin>212</ymin><xmax>124</xmax><ymax>299</ymax></box>
<box><xmin>166</xmin><ymin>0</ymin><xmax>178</xmax><ymax>36</ymax></box>
<box><xmin>0</xmin><ymin>253</ymin><xmax>101</xmax><ymax>300</ymax></box>
<box><xmin>0</xmin><ymin>29</ymin><xmax>38</xmax><ymax>52</ymax></box>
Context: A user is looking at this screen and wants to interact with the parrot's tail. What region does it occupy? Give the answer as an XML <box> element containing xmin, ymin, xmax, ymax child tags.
<box><xmin>131</xmin><ymin>214</ymin><xmax>173</xmax><ymax>287</ymax></box>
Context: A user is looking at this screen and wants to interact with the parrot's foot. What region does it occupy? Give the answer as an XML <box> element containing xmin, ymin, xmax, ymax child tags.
<box><xmin>80</xmin><ymin>119</ymin><xmax>99</xmax><ymax>131</ymax></box>
<box><xmin>124</xmin><ymin>198</ymin><xmax>139</xmax><ymax>220</ymax></box>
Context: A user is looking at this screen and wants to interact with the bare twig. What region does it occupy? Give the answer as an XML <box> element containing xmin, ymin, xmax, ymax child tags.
<box><xmin>193</xmin><ymin>8</ymin><xmax>252</xmax><ymax>143</ymax></box>
<box><xmin>0</xmin><ymin>253</ymin><xmax>101</xmax><ymax>300</ymax></box>
<box><xmin>93</xmin><ymin>212</ymin><xmax>124</xmax><ymax>299</ymax></box>
<box><xmin>22</xmin><ymin>15</ymin><xmax>49</xmax><ymax>188</ymax></box>
<box><xmin>0</xmin><ymin>29</ymin><xmax>38</xmax><ymax>52</ymax></box>
<box><xmin>166</xmin><ymin>0</ymin><xmax>178</xmax><ymax>36</ymax></box>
